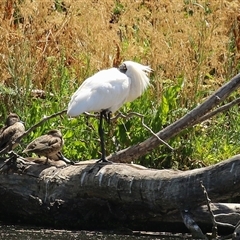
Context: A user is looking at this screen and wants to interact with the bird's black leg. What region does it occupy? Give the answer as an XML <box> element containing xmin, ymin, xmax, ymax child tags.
<box><xmin>97</xmin><ymin>111</ymin><xmax>106</xmax><ymax>162</ymax></box>
<box><xmin>57</xmin><ymin>152</ymin><xmax>74</xmax><ymax>165</ymax></box>
<box><xmin>103</xmin><ymin>110</ymin><xmax>111</xmax><ymax>124</ymax></box>
<box><xmin>96</xmin><ymin>110</ymin><xmax>112</xmax><ymax>163</ymax></box>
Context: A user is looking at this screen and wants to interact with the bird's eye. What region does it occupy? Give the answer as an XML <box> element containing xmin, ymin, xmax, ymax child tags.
<box><xmin>119</xmin><ymin>63</ymin><xmax>127</xmax><ymax>73</ymax></box>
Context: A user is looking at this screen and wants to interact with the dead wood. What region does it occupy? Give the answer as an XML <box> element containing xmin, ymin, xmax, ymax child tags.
<box><xmin>0</xmin><ymin>153</ymin><xmax>240</xmax><ymax>233</ymax></box>
<box><xmin>1</xmin><ymin>74</ymin><xmax>240</xmax><ymax>238</ymax></box>
<box><xmin>108</xmin><ymin>73</ymin><xmax>240</xmax><ymax>163</ymax></box>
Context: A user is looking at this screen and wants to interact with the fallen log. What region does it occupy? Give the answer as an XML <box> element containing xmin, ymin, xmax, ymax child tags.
<box><xmin>1</xmin><ymin>74</ymin><xmax>240</xmax><ymax>239</ymax></box>
<box><xmin>0</xmin><ymin>153</ymin><xmax>240</xmax><ymax>235</ymax></box>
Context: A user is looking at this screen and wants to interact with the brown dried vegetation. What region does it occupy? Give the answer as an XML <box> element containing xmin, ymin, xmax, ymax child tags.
<box><xmin>0</xmin><ymin>0</ymin><xmax>239</xmax><ymax>94</ymax></box>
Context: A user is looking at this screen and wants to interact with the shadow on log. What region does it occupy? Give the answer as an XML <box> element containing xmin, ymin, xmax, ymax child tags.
<box><xmin>0</xmin><ymin>153</ymin><xmax>240</xmax><ymax>237</ymax></box>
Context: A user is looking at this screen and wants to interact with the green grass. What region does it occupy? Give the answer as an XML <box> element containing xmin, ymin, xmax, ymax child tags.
<box><xmin>2</xmin><ymin>55</ymin><xmax>240</xmax><ymax>170</ymax></box>
<box><xmin>2</xmin><ymin>57</ymin><xmax>240</xmax><ymax>170</ymax></box>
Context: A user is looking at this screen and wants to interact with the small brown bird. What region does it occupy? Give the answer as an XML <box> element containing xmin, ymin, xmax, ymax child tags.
<box><xmin>0</xmin><ymin>113</ymin><xmax>25</xmax><ymax>152</ymax></box>
<box><xmin>23</xmin><ymin>129</ymin><xmax>64</xmax><ymax>164</ymax></box>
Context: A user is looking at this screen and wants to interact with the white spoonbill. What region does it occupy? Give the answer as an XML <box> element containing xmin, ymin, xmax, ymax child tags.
<box><xmin>67</xmin><ymin>60</ymin><xmax>152</xmax><ymax>162</ymax></box>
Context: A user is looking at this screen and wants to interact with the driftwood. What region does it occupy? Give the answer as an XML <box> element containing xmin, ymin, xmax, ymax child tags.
<box><xmin>1</xmin><ymin>73</ymin><xmax>240</xmax><ymax>238</ymax></box>
<box><xmin>108</xmin><ymin>73</ymin><xmax>240</xmax><ymax>163</ymax></box>
<box><xmin>0</xmin><ymin>154</ymin><xmax>240</xmax><ymax>237</ymax></box>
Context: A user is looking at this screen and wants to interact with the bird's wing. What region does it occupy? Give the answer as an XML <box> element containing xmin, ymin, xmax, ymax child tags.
<box><xmin>0</xmin><ymin>128</ymin><xmax>14</xmax><ymax>149</ymax></box>
<box><xmin>24</xmin><ymin>136</ymin><xmax>48</xmax><ymax>152</ymax></box>
<box><xmin>25</xmin><ymin>137</ymin><xmax>61</xmax><ymax>152</ymax></box>
<box><xmin>67</xmin><ymin>68</ymin><xmax>130</xmax><ymax>116</ymax></box>
<box><xmin>0</xmin><ymin>125</ymin><xmax>19</xmax><ymax>149</ymax></box>
<box><xmin>0</xmin><ymin>122</ymin><xmax>25</xmax><ymax>150</ymax></box>
<box><xmin>48</xmin><ymin>137</ymin><xmax>62</xmax><ymax>150</ymax></box>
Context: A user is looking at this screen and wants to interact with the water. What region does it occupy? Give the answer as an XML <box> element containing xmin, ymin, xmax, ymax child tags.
<box><xmin>0</xmin><ymin>224</ymin><xmax>191</xmax><ymax>239</ymax></box>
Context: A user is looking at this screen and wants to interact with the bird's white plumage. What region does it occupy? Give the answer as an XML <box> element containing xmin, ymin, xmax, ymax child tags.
<box><xmin>123</xmin><ymin>61</ymin><xmax>152</xmax><ymax>102</ymax></box>
<box><xmin>67</xmin><ymin>68</ymin><xmax>129</xmax><ymax>116</ymax></box>
<box><xmin>67</xmin><ymin>60</ymin><xmax>152</xmax><ymax>117</ymax></box>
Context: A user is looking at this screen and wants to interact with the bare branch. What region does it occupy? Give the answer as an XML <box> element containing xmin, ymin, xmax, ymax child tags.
<box><xmin>108</xmin><ymin>73</ymin><xmax>240</xmax><ymax>163</ymax></box>
<box><xmin>200</xmin><ymin>181</ymin><xmax>218</xmax><ymax>238</ymax></box>
<box><xmin>200</xmin><ymin>181</ymin><xmax>235</xmax><ymax>239</ymax></box>
<box><xmin>193</xmin><ymin>97</ymin><xmax>240</xmax><ymax>125</ymax></box>
<box><xmin>79</xmin><ymin>111</ymin><xmax>174</xmax><ymax>150</ymax></box>
<box><xmin>112</xmin><ymin>112</ymin><xmax>174</xmax><ymax>151</ymax></box>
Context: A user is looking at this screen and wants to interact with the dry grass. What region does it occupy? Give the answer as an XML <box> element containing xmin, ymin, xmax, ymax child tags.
<box><xmin>0</xmin><ymin>0</ymin><xmax>239</xmax><ymax>97</ymax></box>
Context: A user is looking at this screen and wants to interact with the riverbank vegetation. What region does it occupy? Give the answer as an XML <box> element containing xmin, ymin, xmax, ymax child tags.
<box><xmin>0</xmin><ymin>0</ymin><xmax>239</xmax><ymax>169</ymax></box>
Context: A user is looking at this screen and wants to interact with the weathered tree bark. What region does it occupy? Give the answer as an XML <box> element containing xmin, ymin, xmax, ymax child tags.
<box><xmin>108</xmin><ymin>73</ymin><xmax>240</xmax><ymax>163</ymax></box>
<box><xmin>1</xmin><ymin>73</ymin><xmax>240</xmax><ymax>238</ymax></box>
<box><xmin>0</xmin><ymin>154</ymin><xmax>240</xmax><ymax>234</ymax></box>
